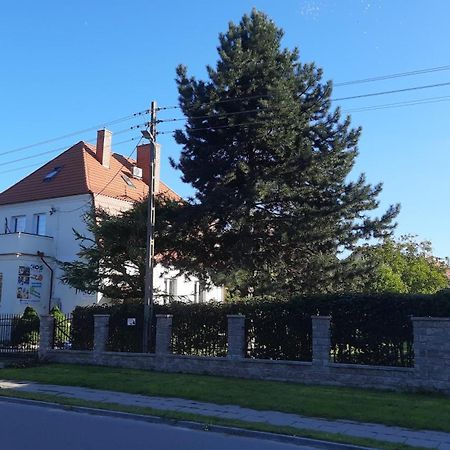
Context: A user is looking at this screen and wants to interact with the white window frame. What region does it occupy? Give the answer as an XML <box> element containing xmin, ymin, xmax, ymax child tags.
<box><xmin>164</xmin><ymin>278</ymin><xmax>178</xmax><ymax>298</ymax></box>
<box><xmin>194</xmin><ymin>281</ymin><xmax>206</xmax><ymax>303</ymax></box>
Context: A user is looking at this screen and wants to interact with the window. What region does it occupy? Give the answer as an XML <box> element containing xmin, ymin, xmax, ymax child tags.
<box><xmin>0</xmin><ymin>273</ymin><xmax>2</xmax><ymax>304</ymax></box>
<box><xmin>43</xmin><ymin>166</ymin><xmax>62</xmax><ymax>182</ymax></box>
<box><xmin>34</xmin><ymin>213</ymin><xmax>46</xmax><ymax>235</ymax></box>
<box><xmin>12</xmin><ymin>215</ymin><xmax>26</xmax><ymax>233</ymax></box>
<box><xmin>194</xmin><ymin>281</ymin><xmax>206</xmax><ymax>303</ymax></box>
<box><xmin>164</xmin><ymin>278</ymin><xmax>177</xmax><ymax>298</ymax></box>
<box><xmin>121</xmin><ymin>174</ymin><xmax>136</xmax><ymax>188</ymax></box>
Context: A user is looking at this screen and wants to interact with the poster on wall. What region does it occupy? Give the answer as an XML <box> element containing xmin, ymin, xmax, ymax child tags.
<box><xmin>17</xmin><ymin>264</ymin><xmax>44</xmax><ymax>303</ymax></box>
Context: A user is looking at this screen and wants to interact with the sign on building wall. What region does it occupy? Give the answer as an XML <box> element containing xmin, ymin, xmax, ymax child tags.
<box><xmin>17</xmin><ymin>264</ymin><xmax>44</xmax><ymax>303</ymax></box>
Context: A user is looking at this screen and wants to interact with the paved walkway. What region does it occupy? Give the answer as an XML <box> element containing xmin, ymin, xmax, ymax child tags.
<box><xmin>0</xmin><ymin>380</ymin><xmax>449</xmax><ymax>449</ymax></box>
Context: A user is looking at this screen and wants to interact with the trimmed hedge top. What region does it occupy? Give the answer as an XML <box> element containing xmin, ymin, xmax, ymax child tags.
<box><xmin>69</xmin><ymin>291</ymin><xmax>450</xmax><ymax>366</ymax></box>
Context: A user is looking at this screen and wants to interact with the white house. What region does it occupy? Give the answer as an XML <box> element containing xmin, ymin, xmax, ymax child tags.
<box><xmin>0</xmin><ymin>129</ymin><xmax>224</xmax><ymax>315</ymax></box>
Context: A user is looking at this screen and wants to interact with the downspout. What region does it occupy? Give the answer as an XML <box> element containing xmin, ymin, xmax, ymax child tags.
<box><xmin>37</xmin><ymin>251</ymin><xmax>54</xmax><ymax>314</ymax></box>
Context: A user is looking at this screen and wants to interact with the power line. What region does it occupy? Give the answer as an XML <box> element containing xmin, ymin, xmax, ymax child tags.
<box><xmin>0</xmin><ymin>109</ymin><xmax>148</xmax><ymax>157</ymax></box>
<box><xmin>58</xmin><ymin>136</ymin><xmax>145</xmax><ymax>214</ymax></box>
<box><xmin>332</xmin><ymin>81</ymin><xmax>450</xmax><ymax>102</ymax></box>
<box><xmin>0</xmin><ymin>137</ymin><xmax>140</xmax><ymax>176</ymax></box>
<box><xmin>157</xmin><ymin>90</ymin><xmax>450</xmax><ymax>134</ymax></box>
<box><xmin>335</xmin><ymin>64</ymin><xmax>450</xmax><ymax>87</ymax></box>
<box><xmin>346</xmin><ymin>94</ymin><xmax>450</xmax><ymax>113</ymax></box>
<box><xmin>157</xmin><ymin>120</ymin><xmax>273</xmax><ymax>136</ymax></box>
<box><xmin>156</xmin><ymin>70</ymin><xmax>450</xmax><ymax>112</ymax></box>
<box><xmin>95</xmin><ymin>136</ymin><xmax>144</xmax><ymax>198</ymax></box>
<box><xmin>0</xmin><ymin>124</ymin><xmax>147</xmax><ymax>167</ymax></box>
<box><xmin>157</xmin><ymin>94</ymin><xmax>270</xmax><ymax>112</ymax></box>
<box><xmin>157</xmin><ymin>108</ymin><xmax>270</xmax><ymax>124</ymax></box>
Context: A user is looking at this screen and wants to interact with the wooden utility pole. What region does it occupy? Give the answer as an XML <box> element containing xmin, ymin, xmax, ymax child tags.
<box><xmin>142</xmin><ymin>101</ymin><xmax>157</xmax><ymax>353</ymax></box>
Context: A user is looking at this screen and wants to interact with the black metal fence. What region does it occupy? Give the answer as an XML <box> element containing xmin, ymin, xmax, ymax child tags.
<box><xmin>52</xmin><ymin>314</ymin><xmax>73</xmax><ymax>349</ymax></box>
<box><xmin>0</xmin><ymin>313</ymin><xmax>40</xmax><ymax>354</ymax></box>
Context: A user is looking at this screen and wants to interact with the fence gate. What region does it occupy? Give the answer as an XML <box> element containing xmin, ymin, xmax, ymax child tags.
<box><xmin>0</xmin><ymin>314</ymin><xmax>40</xmax><ymax>357</ymax></box>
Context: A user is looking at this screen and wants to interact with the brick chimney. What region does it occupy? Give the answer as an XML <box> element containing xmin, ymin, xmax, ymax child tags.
<box><xmin>137</xmin><ymin>143</ymin><xmax>161</xmax><ymax>193</ymax></box>
<box><xmin>96</xmin><ymin>129</ymin><xmax>112</xmax><ymax>168</ymax></box>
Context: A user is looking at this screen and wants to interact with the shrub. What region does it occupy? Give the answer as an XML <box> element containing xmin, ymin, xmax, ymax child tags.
<box><xmin>11</xmin><ymin>307</ymin><xmax>40</xmax><ymax>347</ymax></box>
<box><xmin>51</xmin><ymin>306</ymin><xmax>71</xmax><ymax>349</ymax></box>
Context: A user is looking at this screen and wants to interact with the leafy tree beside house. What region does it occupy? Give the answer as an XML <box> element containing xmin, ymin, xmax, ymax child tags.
<box><xmin>353</xmin><ymin>235</ymin><xmax>449</xmax><ymax>294</ymax></box>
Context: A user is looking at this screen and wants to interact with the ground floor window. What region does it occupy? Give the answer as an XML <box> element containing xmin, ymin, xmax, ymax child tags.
<box><xmin>194</xmin><ymin>281</ymin><xmax>206</xmax><ymax>303</ymax></box>
<box><xmin>164</xmin><ymin>278</ymin><xmax>177</xmax><ymax>300</ymax></box>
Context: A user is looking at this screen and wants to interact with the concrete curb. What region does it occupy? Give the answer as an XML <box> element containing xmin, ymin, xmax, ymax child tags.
<box><xmin>0</xmin><ymin>395</ymin><xmax>374</xmax><ymax>450</ymax></box>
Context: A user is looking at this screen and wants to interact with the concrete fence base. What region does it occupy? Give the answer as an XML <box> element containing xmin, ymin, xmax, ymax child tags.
<box><xmin>39</xmin><ymin>315</ymin><xmax>450</xmax><ymax>394</ymax></box>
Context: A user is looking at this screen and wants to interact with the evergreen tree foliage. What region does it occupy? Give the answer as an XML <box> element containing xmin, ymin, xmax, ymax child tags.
<box><xmin>172</xmin><ymin>9</ymin><xmax>399</xmax><ymax>296</ymax></box>
<box><xmin>60</xmin><ymin>196</ymin><xmax>184</xmax><ymax>300</ymax></box>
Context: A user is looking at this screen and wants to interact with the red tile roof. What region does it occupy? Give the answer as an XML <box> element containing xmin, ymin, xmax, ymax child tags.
<box><xmin>0</xmin><ymin>141</ymin><xmax>180</xmax><ymax>206</ymax></box>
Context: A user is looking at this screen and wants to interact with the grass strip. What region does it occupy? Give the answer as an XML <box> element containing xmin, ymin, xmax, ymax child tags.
<box><xmin>1</xmin><ymin>363</ymin><xmax>449</xmax><ymax>432</ymax></box>
<box><xmin>0</xmin><ymin>389</ymin><xmax>425</xmax><ymax>450</ymax></box>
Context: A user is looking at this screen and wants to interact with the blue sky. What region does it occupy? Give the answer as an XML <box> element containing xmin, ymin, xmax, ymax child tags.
<box><xmin>1</xmin><ymin>1</ymin><xmax>449</xmax><ymax>257</ymax></box>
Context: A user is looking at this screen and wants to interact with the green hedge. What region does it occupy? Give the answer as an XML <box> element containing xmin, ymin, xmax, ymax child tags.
<box><xmin>167</xmin><ymin>302</ymin><xmax>228</xmax><ymax>357</ymax></box>
<box><xmin>70</xmin><ymin>291</ymin><xmax>450</xmax><ymax>366</ymax></box>
<box><xmin>71</xmin><ymin>304</ymin><xmax>105</xmax><ymax>350</ymax></box>
<box><xmin>11</xmin><ymin>307</ymin><xmax>40</xmax><ymax>347</ymax></box>
<box><xmin>317</xmin><ymin>292</ymin><xmax>450</xmax><ymax>366</ymax></box>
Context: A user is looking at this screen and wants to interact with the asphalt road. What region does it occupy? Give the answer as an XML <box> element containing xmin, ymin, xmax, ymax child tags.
<box><xmin>0</xmin><ymin>400</ymin><xmax>319</xmax><ymax>450</ymax></box>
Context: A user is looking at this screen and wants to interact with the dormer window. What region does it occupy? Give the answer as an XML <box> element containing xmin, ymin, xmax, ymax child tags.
<box><xmin>43</xmin><ymin>166</ymin><xmax>62</xmax><ymax>182</ymax></box>
<box><xmin>121</xmin><ymin>174</ymin><xmax>136</xmax><ymax>188</ymax></box>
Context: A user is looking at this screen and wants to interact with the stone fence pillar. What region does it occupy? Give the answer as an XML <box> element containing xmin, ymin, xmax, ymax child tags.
<box><xmin>39</xmin><ymin>315</ymin><xmax>55</xmax><ymax>360</ymax></box>
<box><xmin>93</xmin><ymin>315</ymin><xmax>110</xmax><ymax>354</ymax></box>
<box><xmin>155</xmin><ymin>314</ymin><xmax>173</xmax><ymax>355</ymax></box>
<box><xmin>312</xmin><ymin>316</ymin><xmax>331</xmax><ymax>369</ymax></box>
<box><xmin>227</xmin><ymin>315</ymin><xmax>246</xmax><ymax>359</ymax></box>
<box><xmin>412</xmin><ymin>317</ymin><xmax>450</xmax><ymax>390</ymax></box>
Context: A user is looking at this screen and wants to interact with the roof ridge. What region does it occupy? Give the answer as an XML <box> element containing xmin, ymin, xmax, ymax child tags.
<box><xmin>0</xmin><ymin>141</ymin><xmax>86</xmax><ymax>198</ymax></box>
<box><xmin>80</xmin><ymin>141</ymin><xmax>94</xmax><ymax>194</ymax></box>
<box><xmin>0</xmin><ymin>140</ymin><xmax>182</xmax><ymax>206</ymax></box>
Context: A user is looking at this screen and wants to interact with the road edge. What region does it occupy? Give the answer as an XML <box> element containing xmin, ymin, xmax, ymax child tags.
<box><xmin>0</xmin><ymin>395</ymin><xmax>373</xmax><ymax>450</ymax></box>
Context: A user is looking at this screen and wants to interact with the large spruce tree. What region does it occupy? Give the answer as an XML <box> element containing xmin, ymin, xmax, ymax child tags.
<box><xmin>172</xmin><ymin>10</ymin><xmax>399</xmax><ymax>296</ymax></box>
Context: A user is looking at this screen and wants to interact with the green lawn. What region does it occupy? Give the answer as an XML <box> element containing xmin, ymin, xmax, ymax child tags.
<box><xmin>1</xmin><ymin>363</ymin><xmax>449</xmax><ymax>433</ymax></box>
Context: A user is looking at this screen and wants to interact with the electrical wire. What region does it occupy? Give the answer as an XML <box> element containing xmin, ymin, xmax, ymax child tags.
<box><xmin>335</xmin><ymin>64</ymin><xmax>450</xmax><ymax>87</ymax></box>
<box><xmin>0</xmin><ymin>109</ymin><xmax>149</xmax><ymax>157</ymax></box>
<box><xmin>157</xmin><ymin>94</ymin><xmax>270</xmax><ymax>112</ymax></box>
<box><xmin>58</xmin><ymin>136</ymin><xmax>145</xmax><ymax>214</ymax></box>
<box><xmin>157</xmin><ymin>90</ymin><xmax>450</xmax><ymax>135</ymax></box>
<box><xmin>157</xmin><ymin>120</ymin><xmax>273</xmax><ymax>136</ymax></box>
<box><xmin>0</xmin><ymin>137</ymin><xmax>140</xmax><ymax>176</ymax></box>
<box><xmin>157</xmin><ymin>108</ymin><xmax>271</xmax><ymax>124</ymax></box>
<box><xmin>346</xmin><ymin>95</ymin><xmax>450</xmax><ymax>113</ymax></box>
<box><xmin>332</xmin><ymin>81</ymin><xmax>450</xmax><ymax>102</ymax></box>
<box><xmin>156</xmin><ymin>67</ymin><xmax>450</xmax><ymax>112</ymax></box>
<box><xmin>0</xmin><ymin>123</ymin><xmax>147</xmax><ymax>167</ymax></box>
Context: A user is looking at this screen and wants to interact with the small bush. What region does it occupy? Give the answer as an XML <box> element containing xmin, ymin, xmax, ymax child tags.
<box><xmin>11</xmin><ymin>307</ymin><xmax>40</xmax><ymax>347</ymax></box>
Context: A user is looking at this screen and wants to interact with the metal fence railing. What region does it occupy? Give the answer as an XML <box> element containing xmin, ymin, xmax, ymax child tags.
<box><xmin>52</xmin><ymin>314</ymin><xmax>73</xmax><ymax>349</ymax></box>
<box><xmin>0</xmin><ymin>313</ymin><xmax>40</xmax><ymax>354</ymax></box>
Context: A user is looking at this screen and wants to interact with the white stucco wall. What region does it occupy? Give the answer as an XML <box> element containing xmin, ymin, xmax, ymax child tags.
<box><xmin>0</xmin><ymin>192</ymin><xmax>224</xmax><ymax>315</ymax></box>
<box><xmin>0</xmin><ymin>194</ymin><xmax>96</xmax><ymax>314</ymax></box>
